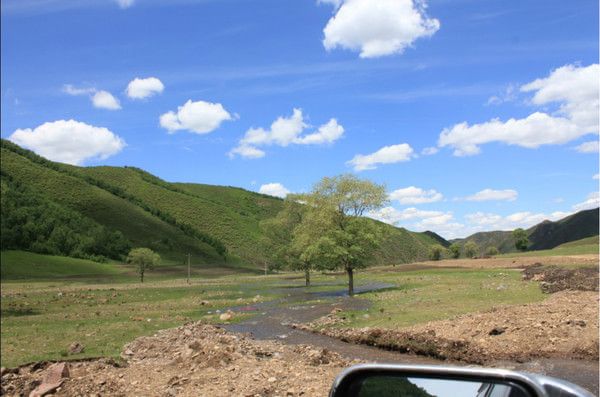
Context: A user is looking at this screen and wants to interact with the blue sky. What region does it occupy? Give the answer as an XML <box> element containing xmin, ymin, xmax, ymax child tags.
<box><xmin>1</xmin><ymin>0</ymin><xmax>598</xmax><ymax>238</ymax></box>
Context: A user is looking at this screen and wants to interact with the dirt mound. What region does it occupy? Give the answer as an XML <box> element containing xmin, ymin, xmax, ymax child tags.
<box><xmin>522</xmin><ymin>264</ymin><xmax>598</xmax><ymax>293</ymax></box>
<box><xmin>299</xmin><ymin>291</ymin><xmax>599</xmax><ymax>365</ymax></box>
<box><xmin>1</xmin><ymin>323</ymin><xmax>353</xmax><ymax>396</ymax></box>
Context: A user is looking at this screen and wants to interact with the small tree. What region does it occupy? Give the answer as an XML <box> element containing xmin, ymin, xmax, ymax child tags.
<box><xmin>448</xmin><ymin>243</ymin><xmax>461</xmax><ymax>259</ymax></box>
<box><xmin>429</xmin><ymin>244</ymin><xmax>445</xmax><ymax>261</ymax></box>
<box><xmin>463</xmin><ymin>241</ymin><xmax>479</xmax><ymax>259</ymax></box>
<box><xmin>127</xmin><ymin>248</ymin><xmax>160</xmax><ymax>283</ymax></box>
<box><xmin>513</xmin><ymin>228</ymin><xmax>529</xmax><ymax>251</ymax></box>
<box><xmin>485</xmin><ymin>246</ymin><xmax>499</xmax><ymax>256</ymax></box>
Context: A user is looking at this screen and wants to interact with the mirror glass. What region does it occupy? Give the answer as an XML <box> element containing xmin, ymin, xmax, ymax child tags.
<box><xmin>355</xmin><ymin>376</ymin><xmax>531</xmax><ymax>397</ymax></box>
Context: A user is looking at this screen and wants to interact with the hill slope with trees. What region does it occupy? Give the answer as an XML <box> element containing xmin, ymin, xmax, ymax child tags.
<box><xmin>451</xmin><ymin>208</ymin><xmax>599</xmax><ymax>254</ymax></box>
<box><xmin>0</xmin><ymin>139</ymin><xmax>445</xmax><ymax>268</ymax></box>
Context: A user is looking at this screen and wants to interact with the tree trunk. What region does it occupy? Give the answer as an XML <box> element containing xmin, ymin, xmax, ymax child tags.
<box><xmin>305</xmin><ymin>268</ymin><xmax>310</xmax><ymax>287</ymax></box>
<box><xmin>140</xmin><ymin>270</ymin><xmax>144</xmax><ymax>283</ymax></box>
<box><xmin>347</xmin><ymin>266</ymin><xmax>354</xmax><ymax>296</ymax></box>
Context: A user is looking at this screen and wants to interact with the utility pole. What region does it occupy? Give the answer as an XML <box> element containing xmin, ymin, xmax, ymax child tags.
<box><xmin>187</xmin><ymin>253</ymin><xmax>191</xmax><ymax>284</ymax></box>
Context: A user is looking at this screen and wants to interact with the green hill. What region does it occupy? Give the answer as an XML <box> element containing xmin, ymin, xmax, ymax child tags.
<box><xmin>527</xmin><ymin>208</ymin><xmax>599</xmax><ymax>250</ymax></box>
<box><xmin>1</xmin><ymin>139</ymin><xmax>445</xmax><ymax>270</ymax></box>
<box><xmin>452</xmin><ymin>208</ymin><xmax>599</xmax><ymax>254</ymax></box>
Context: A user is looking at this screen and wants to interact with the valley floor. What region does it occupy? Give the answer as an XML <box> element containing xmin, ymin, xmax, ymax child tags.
<box><xmin>1</xmin><ymin>254</ymin><xmax>598</xmax><ymax>395</ymax></box>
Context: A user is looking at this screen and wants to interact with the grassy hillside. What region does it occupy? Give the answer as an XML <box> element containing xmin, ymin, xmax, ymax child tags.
<box><xmin>452</xmin><ymin>230</ymin><xmax>515</xmax><ymax>254</ymax></box>
<box><xmin>453</xmin><ymin>208</ymin><xmax>599</xmax><ymax>254</ymax></box>
<box><xmin>78</xmin><ymin>166</ymin><xmax>283</xmax><ymax>264</ymax></box>
<box><xmin>527</xmin><ymin>208</ymin><xmax>599</xmax><ymax>250</ymax></box>
<box><xmin>1</xmin><ymin>143</ymin><xmax>223</xmax><ymax>264</ymax></box>
<box><xmin>555</xmin><ymin>235</ymin><xmax>599</xmax><ymax>248</ymax></box>
<box><xmin>0</xmin><ymin>250</ymin><xmax>125</xmax><ymax>280</ymax></box>
<box><xmin>1</xmin><ymin>139</ymin><xmax>446</xmax><ymax>269</ymax></box>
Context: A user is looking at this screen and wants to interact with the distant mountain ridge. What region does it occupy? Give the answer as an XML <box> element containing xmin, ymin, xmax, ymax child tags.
<box><xmin>0</xmin><ymin>139</ymin><xmax>446</xmax><ymax>268</ymax></box>
<box><xmin>452</xmin><ymin>208</ymin><xmax>599</xmax><ymax>253</ymax></box>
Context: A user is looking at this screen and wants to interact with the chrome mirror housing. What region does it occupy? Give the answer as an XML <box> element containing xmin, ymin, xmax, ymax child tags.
<box><xmin>329</xmin><ymin>364</ymin><xmax>595</xmax><ymax>397</ymax></box>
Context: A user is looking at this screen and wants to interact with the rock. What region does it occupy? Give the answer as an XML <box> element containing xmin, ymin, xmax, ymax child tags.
<box><xmin>200</xmin><ymin>300</ymin><xmax>210</xmax><ymax>306</ymax></box>
<box><xmin>29</xmin><ymin>363</ymin><xmax>70</xmax><ymax>397</ymax></box>
<box><xmin>68</xmin><ymin>342</ymin><xmax>85</xmax><ymax>354</ymax></box>
<box><xmin>219</xmin><ymin>311</ymin><xmax>234</xmax><ymax>321</ymax></box>
<box><xmin>267</xmin><ymin>377</ymin><xmax>277</xmax><ymax>383</ymax></box>
<box><xmin>0</xmin><ymin>367</ymin><xmax>6</xmax><ymax>376</ymax></box>
<box><xmin>488</xmin><ymin>327</ymin><xmax>506</xmax><ymax>336</ymax></box>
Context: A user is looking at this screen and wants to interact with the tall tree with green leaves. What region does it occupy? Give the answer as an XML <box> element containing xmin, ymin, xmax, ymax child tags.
<box><xmin>513</xmin><ymin>228</ymin><xmax>529</xmax><ymax>251</ymax></box>
<box><xmin>295</xmin><ymin>174</ymin><xmax>387</xmax><ymax>296</ymax></box>
<box><xmin>127</xmin><ymin>248</ymin><xmax>160</xmax><ymax>283</ymax></box>
<box><xmin>448</xmin><ymin>243</ymin><xmax>461</xmax><ymax>259</ymax></box>
<box><xmin>429</xmin><ymin>244</ymin><xmax>445</xmax><ymax>261</ymax></box>
<box><xmin>463</xmin><ymin>241</ymin><xmax>479</xmax><ymax>259</ymax></box>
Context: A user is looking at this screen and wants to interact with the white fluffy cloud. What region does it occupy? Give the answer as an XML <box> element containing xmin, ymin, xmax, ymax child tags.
<box><xmin>347</xmin><ymin>143</ymin><xmax>414</xmax><ymax>171</ymax></box>
<box><xmin>465</xmin><ymin>188</ymin><xmax>518</xmax><ymax>202</ymax></box>
<box><xmin>438</xmin><ymin>63</ymin><xmax>599</xmax><ymax>156</ymax></box>
<box><xmin>126</xmin><ymin>77</ymin><xmax>164</xmax><ymax>99</ymax></box>
<box><xmin>369</xmin><ymin>206</ymin><xmax>451</xmax><ymax>224</ymax></box>
<box><xmin>572</xmin><ymin>192</ymin><xmax>600</xmax><ymax>211</ymax></box>
<box><xmin>115</xmin><ymin>0</ymin><xmax>135</xmax><ymax>8</ymax></box>
<box><xmin>258</xmin><ymin>183</ymin><xmax>291</xmax><ymax>198</ymax></box>
<box><xmin>322</xmin><ymin>0</ymin><xmax>440</xmax><ymax>58</ymax></box>
<box><xmin>575</xmin><ymin>141</ymin><xmax>599</xmax><ymax>153</ymax></box>
<box><xmin>593</xmin><ymin>174</ymin><xmax>599</xmax><ymax>180</ymax></box>
<box><xmin>229</xmin><ymin>109</ymin><xmax>344</xmax><ymax>159</ymax></box>
<box><xmin>63</xmin><ymin>85</ymin><xmax>121</xmax><ymax>110</ymax></box>
<box><xmin>389</xmin><ymin>186</ymin><xmax>443</xmax><ymax>204</ymax></box>
<box><xmin>160</xmin><ymin>100</ymin><xmax>233</xmax><ymax>134</ymax></box>
<box><xmin>92</xmin><ymin>90</ymin><xmax>121</xmax><ymax>110</ymax></box>
<box><xmin>8</xmin><ymin>119</ymin><xmax>125</xmax><ymax>165</ymax></box>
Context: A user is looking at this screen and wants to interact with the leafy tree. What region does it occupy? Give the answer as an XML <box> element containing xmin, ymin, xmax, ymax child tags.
<box><xmin>463</xmin><ymin>241</ymin><xmax>479</xmax><ymax>259</ymax></box>
<box><xmin>513</xmin><ymin>228</ymin><xmax>529</xmax><ymax>251</ymax></box>
<box><xmin>429</xmin><ymin>244</ymin><xmax>445</xmax><ymax>261</ymax></box>
<box><xmin>448</xmin><ymin>243</ymin><xmax>461</xmax><ymax>259</ymax></box>
<box><xmin>127</xmin><ymin>248</ymin><xmax>160</xmax><ymax>283</ymax></box>
<box><xmin>485</xmin><ymin>246</ymin><xmax>499</xmax><ymax>256</ymax></box>
<box><xmin>295</xmin><ymin>175</ymin><xmax>387</xmax><ymax>296</ymax></box>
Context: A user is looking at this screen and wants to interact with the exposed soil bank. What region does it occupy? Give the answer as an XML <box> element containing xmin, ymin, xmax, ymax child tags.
<box><xmin>298</xmin><ymin>291</ymin><xmax>598</xmax><ymax>364</ymax></box>
<box><xmin>1</xmin><ymin>323</ymin><xmax>351</xmax><ymax>396</ymax></box>
<box><xmin>522</xmin><ymin>263</ymin><xmax>598</xmax><ymax>293</ymax></box>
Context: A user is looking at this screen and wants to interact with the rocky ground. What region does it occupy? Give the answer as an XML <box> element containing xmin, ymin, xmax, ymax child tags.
<box><xmin>1</xmin><ymin>322</ymin><xmax>354</xmax><ymax>397</ymax></box>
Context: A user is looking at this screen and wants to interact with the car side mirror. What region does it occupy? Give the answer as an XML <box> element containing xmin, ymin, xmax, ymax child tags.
<box><xmin>329</xmin><ymin>364</ymin><xmax>594</xmax><ymax>397</ymax></box>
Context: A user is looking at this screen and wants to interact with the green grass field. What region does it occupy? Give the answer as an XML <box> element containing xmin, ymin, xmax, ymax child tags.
<box><xmin>0</xmin><ymin>275</ymin><xmax>283</xmax><ymax>367</ymax></box>
<box><xmin>324</xmin><ymin>268</ymin><xmax>545</xmax><ymax>328</ymax></box>
<box><xmin>1</xmin><ymin>252</ymin><xmax>557</xmax><ymax>368</ymax></box>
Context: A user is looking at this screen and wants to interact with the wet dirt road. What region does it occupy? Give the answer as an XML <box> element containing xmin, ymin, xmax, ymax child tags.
<box><xmin>225</xmin><ymin>283</ymin><xmax>599</xmax><ymax>396</ymax></box>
